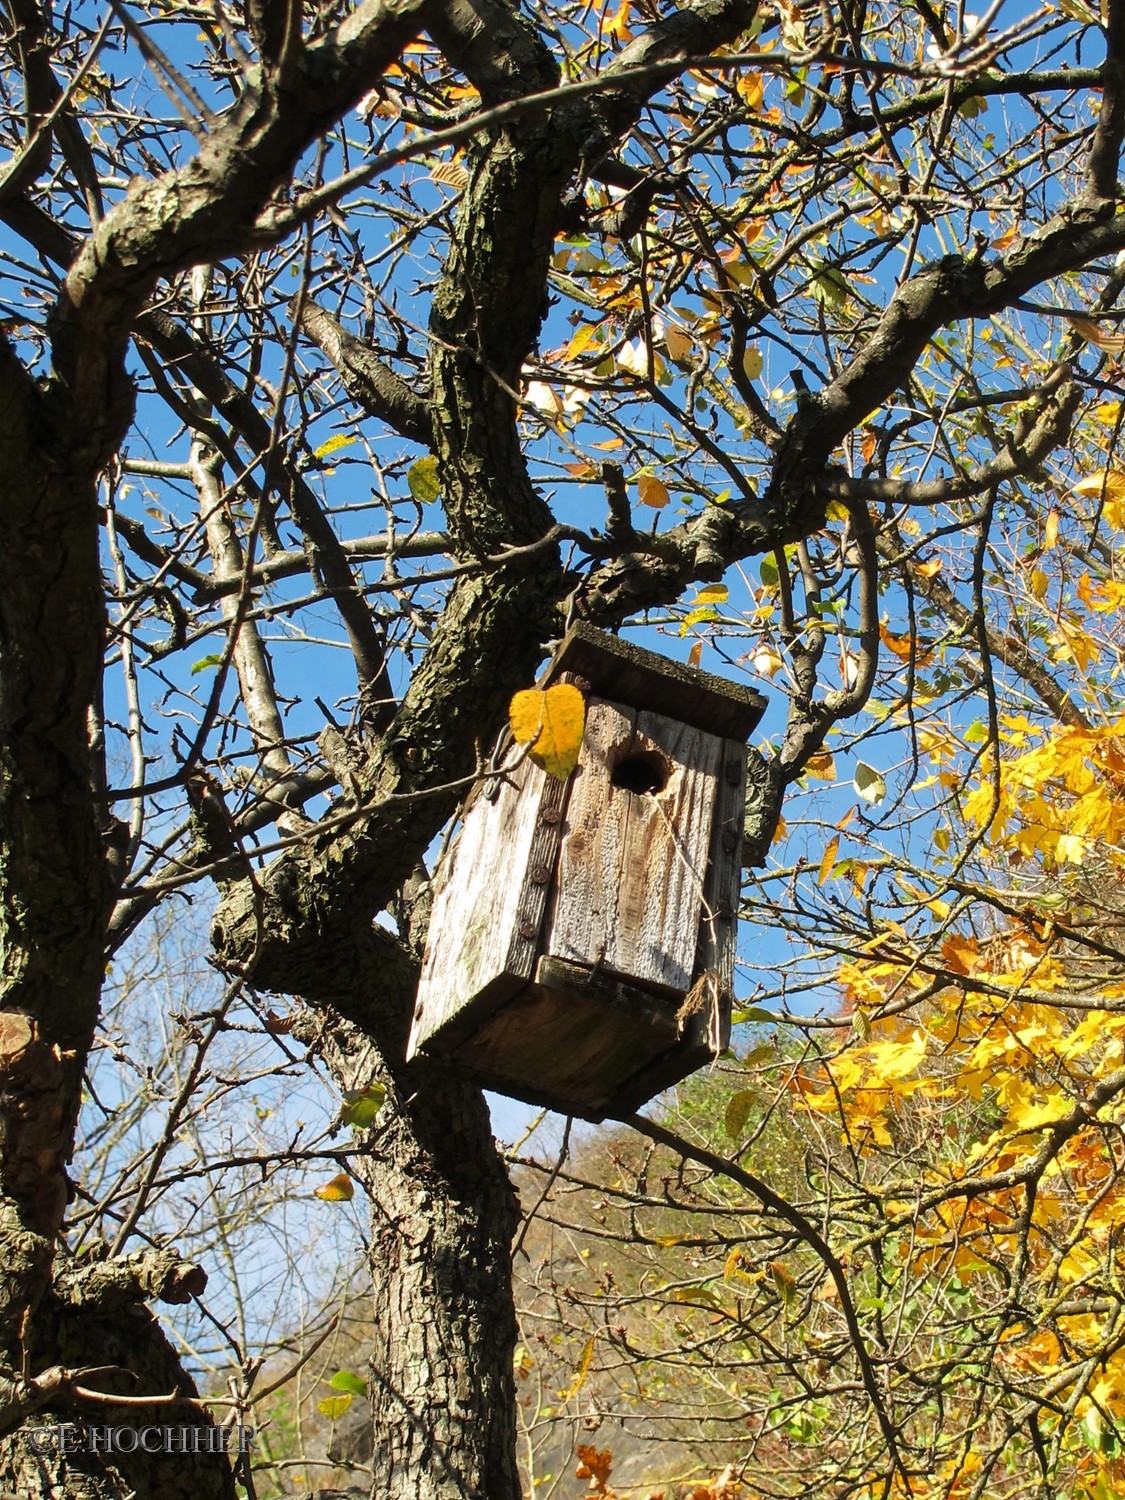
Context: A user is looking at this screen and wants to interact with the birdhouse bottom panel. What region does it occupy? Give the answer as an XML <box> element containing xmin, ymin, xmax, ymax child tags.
<box><xmin>452</xmin><ymin>957</ymin><xmax>683</xmax><ymax>1116</ymax></box>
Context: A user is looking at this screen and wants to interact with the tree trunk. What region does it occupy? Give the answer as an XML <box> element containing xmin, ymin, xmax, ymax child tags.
<box><xmin>299</xmin><ymin>1014</ymin><xmax>523</xmax><ymax>1500</ymax></box>
<box><xmin>0</xmin><ymin>354</ymin><xmax>235</xmax><ymax>1500</ymax></box>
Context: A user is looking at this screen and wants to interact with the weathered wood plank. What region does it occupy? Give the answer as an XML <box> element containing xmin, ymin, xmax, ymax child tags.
<box><xmin>408</xmin><ymin>752</ymin><xmax>563</xmax><ymax>1058</ymax></box>
<box><xmin>693</xmin><ymin>736</ymin><xmax>746</xmax><ymax>1050</ymax></box>
<box><xmin>454</xmin><ymin>956</ymin><xmax>681</xmax><ymax>1117</ymax></box>
<box><xmin>610</xmin><ymin>739</ymin><xmax>746</xmax><ymax>1114</ymax></box>
<box><xmin>545</xmin><ymin>700</ymin><xmax>721</xmax><ymax>992</ymax></box>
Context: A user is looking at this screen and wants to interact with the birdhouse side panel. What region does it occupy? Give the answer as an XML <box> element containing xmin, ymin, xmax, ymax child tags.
<box><xmin>696</xmin><ymin>732</ymin><xmax>750</xmax><ymax>1026</ymax></box>
<box><xmin>546</xmin><ymin>700</ymin><xmax>722</xmax><ymax>993</ymax></box>
<box><xmin>408</xmin><ymin>757</ymin><xmax>560</xmax><ymax>1057</ymax></box>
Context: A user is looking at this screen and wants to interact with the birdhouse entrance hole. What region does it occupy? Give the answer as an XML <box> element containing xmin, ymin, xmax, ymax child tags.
<box><xmin>610</xmin><ymin>749</ymin><xmax>669</xmax><ymax>797</ymax></box>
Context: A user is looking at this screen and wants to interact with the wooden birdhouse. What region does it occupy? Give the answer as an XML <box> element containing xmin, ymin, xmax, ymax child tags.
<box><xmin>406</xmin><ymin>623</ymin><xmax>766</xmax><ymax>1121</ymax></box>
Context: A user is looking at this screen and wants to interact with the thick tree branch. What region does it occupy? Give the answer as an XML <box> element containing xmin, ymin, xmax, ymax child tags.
<box><xmin>297</xmin><ymin>298</ymin><xmax>431</xmax><ymax>447</ymax></box>
<box><xmin>770</xmin><ymin>207</ymin><xmax>1125</xmax><ymax>529</ymax></box>
<box><xmin>51</xmin><ymin>0</ymin><xmax>434</xmax><ymax>451</ymax></box>
<box><xmin>1087</xmin><ymin>0</ymin><xmax>1125</xmax><ymax>203</ymax></box>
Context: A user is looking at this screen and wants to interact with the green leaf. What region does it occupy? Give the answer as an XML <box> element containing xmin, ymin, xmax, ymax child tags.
<box><xmin>731</xmin><ymin>1006</ymin><xmax>776</xmax><ymax>1025</ymax></box>
<box><xmin>725</xmin><ymin>1088</ymin><xmax>757</xmax><ymax>1139</ymax></box>
<box><xmin>407</xmin><ymin>456</ymin><xmax>440</xmax><ymax>504</ymax></box>
<box><xmin>329</xmin><ymin>1370</ymin><xmax>368</xmax><ymax>1398</ymax></box>
<box><xmin>741</xmin><ymin>1043</ymin><xmax>774</xmax><ymax>1067</ymax></box>
<box><xmin>680</xmin><ymin>605</ymin><xmax>720</xmax><ymax>631</ymax></box>
<box><xmin>317</xmin><ymin>1393</ymin><xmax>354</xmax><ymax>1420</ymax></box>
<box><xmin>340</xmin><ymin>1084</ymin><xmax>387</xmax><ymax>1129</ymax></box>
<box><xmin>963</xmin><ymin>720</ymin><xmax>989</xmax><ymax>744</ymax></box>
<box><xmin>853</xmin><ymin>762</ymin><xmax>887</xmax><ymax>805</ymax></box>
<box><xmin>811</xmin><ymin>265</ymin><xmax>849</xmax><ymax>309</ymax></box>
<box><xmin>759</xmin><ymin>556</ymin><xmax>779</xmax><ymax>587</ymax></box>
<box><xmin>670</xmin><ymin>1284</ymin><xmax>725</xmax><ymax>1310</ymax></box>
<box><xmin>191</xmin><ymin>654</ymin><xmax>224</xmax><ymax>674</ymax></box>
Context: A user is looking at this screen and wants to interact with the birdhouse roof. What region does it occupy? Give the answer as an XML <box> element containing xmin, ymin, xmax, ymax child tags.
<box><xmin>540</xmin><ymin>622</ymin><xmax>766</xmax><ymax>740</ymax></box>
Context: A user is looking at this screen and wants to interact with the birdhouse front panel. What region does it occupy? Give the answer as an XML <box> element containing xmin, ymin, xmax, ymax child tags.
<box><xmin>406</xmin><ymin>622</ymin><xmax>766</xmax><ymax>1120</ymax></box>
<box><xmin>545</xmin><ymin>700</ymin><xmax>723</xmax><ymax>993</ymax></box>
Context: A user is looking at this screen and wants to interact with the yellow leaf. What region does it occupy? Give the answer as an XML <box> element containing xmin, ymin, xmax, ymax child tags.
<box><xmin>1056</xmin><ymin>833</ymin><xmax>1087</xmax><ymax>864</ymax></box>
<box><xmin>1043</xmin><ymin>509</ymin><xmax>1059</xmax><ymax>550</ymax></box>
<box><xmin>879</xmin><ymin>622</ymin><xmax>934</xmax><ymax>665</ymax></box>
<box><xmin>317</xmin><ymin>1393</ymin><xmax>354</xmax><ymax>1420</ymax></box>
<box><xmin>751</xmin><ymin>643</ymin><xmax>783</xmax><ymax>677</ymax></box>
<box><xmin>664</xmin><ymin>326</ymin><xmax>693</xmax><ymax>362</ymax></box>
<box><xmin>725</xmin><ymin>1088</ymin><xmax>757</xmax><ymax>1138</ymax></box>
<box><xmin>866</xmin><ymin>1028</ymin><xmax>927</xmax><ymax>1081</ymax></box>
<box><xmin>637</xmin><ymin>471</ymin><xmax>670</xmax><ymax>508</ymax></box>
<box><xmin>854</xmin><ymin>762</ymin><xmax>887</xmax><ymax>805</ymax></box>
<box><xmin>560</xmin><ymin>1336</ymin><xmax>595</xmax><ymax>1400</ymax></box>
<box><xmin>1074</xmin><ymin>470</ymin><xmax>1125</xmax><ymax>502</ymax></box>
<box><xmin>694</xmin><ymin>583</ymin><xmax>728</xmax><ymax>604</ymax></box>
<box><xmin>509</xmin><ymin>683</ymin><xmax>586</xmax><ymax>781</ymax></box>
<box><xmin>818</xmin><ymin>834</ymin><xmax>840</xmax><ymax>885</ymax></box>
<box><xmin>314</xmin><ymin>1172</ymin><xmax>355</xmax><ymax>1202</ymax></box>
<box><xmin>737</xmin><ymin>72</ymin><xmax>764</xmax><ymax>110</ymax></box>
<box><xmin>770</xmin><ymin>1261</ymin><xmax>798</xmax><ymax>1306</ymax></box>
<box><xmin>688</xmin><ymin>640</ymin><xmax>703</xmax><ymax>668</ymax></box>
<box><xmin>564</xmin><ymin>323</ymin><xmax>597</xmax><ymax>361</ymax></box>
<box><xmin>723</xmin><ymin>1245</ymin><xmax>759</xmax><ymax>1286</ymax></box>
<box><xmin>1029</xmin><ymin>568</ymin><xmax>1049</xmax><ymax>600</ymax></box>
<box><xmin>407</xmin><ymin>456</ymin><xmax>440</xmax><ymax>504</ymax></box>
<box><xmin>912</xmin><ymin>557</ymin><xmax>942</xmax><ymax>579</ymax></box>
<box><xmin>313</xmin><ymin>433</ymin><xmax>355</xmax><ymax>461</ymax></box>
<box><xmin>804</xmin><ymin>750</ymin><xmax>836</xmax><ymax>781</ymax></box>
<box><xmin>602</xmin><ymin>0</ymin><xmax>633</xmax><ymax>40</ymax></box>
<box><xmin>742</xmin><ymin>346</ymin><xmax>763</xmax><ymax>381</ymax></box>
<box><xmin>430</xmin><ymin>161</ymin><xmax>469</xmax><ymax>191</ymax></box>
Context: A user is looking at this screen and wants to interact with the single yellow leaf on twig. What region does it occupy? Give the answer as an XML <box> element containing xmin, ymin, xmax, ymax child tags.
<box><xmin>317</xmin><ymin>1393</ymin><xmax>354</xmax><ymax>1420</ymax></box>
<box><xmin>818</xmin><ymin>834</ymin><xmax>840</xmax><ymax>886</ymax></box>
<box><xmin>637</xmin><ymin>470</ymin><xmax>670</xmax><ymax>508</ymax></box>
<box><xmin>509</xmin><ymin>683</ymin><xmax>586</xmax><ymax>781</ymax></box>
<box><xmin>559</xmin><ymin>1336</ymin><xmax>595</xmax><ymax>1401</ymax></box>
<box><xmin>725</xmin><ymin>1088</ymin><xmax>757</xmax><ymax>1139</ymax></box>
<box><xmin>737</xmin><ymin>72</ymin><xmax>764</xmax><ymax>110</ymax></box>
<box><xmin>1074</xmin><ymin>470</ymin><xmax>1125</xmax><ymax>500</ymax></box>
<box><xmin>564</xmin><ymin>323</ymin><xmax>597</xmax><ymax>362</ymax></box>
<box><xmin>430</xmin><ymin>161</ymin><xmax>469</xmax><ymax>192</ymax></box>
<box><xmin>803</xmin><ymin>750</ymin><xmax>836</xmax><ymax>781</ymax></box>
<box><xmin>314</xmin><ymin>1172</ymin><xmax>355</xmax><ymax>1202</ymax></box>
<box><xmin>664</xmin><ymin>326</ymin><xmax>693</xmax><ymax>361</ymax></box>
<box><xmin>694</xmin><ymin>583</ymin><xmax>728</xmax><ymax>604</ymax></box>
